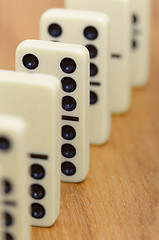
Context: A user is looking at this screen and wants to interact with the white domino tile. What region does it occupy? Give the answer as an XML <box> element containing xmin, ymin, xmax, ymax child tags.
<box><xmin>40</xmin><ymin>8</ymin><xmax>111</xmax><ymax>144</ymax></box>
<box><xmin>0</xmin><ymin>115</ymin><xmax>29</xmax><ymax>240</ymax></box>
<box><xmin>16</xmin><ymin>40</ymin><xmax>90</xmax><ymax>183</ymax></box>
<box><xmin>0</xmin><ymin>70</ymin><xmax>61</xmax><ymax>227</ymax></box>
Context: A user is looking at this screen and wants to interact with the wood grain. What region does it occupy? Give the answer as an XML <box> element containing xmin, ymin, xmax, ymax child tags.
<box><xmin>0</xmin><ymin>0</ymin><xmax>158</xmax><ymax>239</ymax></box>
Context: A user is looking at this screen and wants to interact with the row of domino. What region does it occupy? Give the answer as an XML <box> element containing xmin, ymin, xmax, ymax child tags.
<box><xmin>0</xmin><ymin>41</ymin><xmax>90</xmax><ymax>237</ymax></box>
<box><xmin>0</xmin><ymin>0</ymin><xmax>151</xmax><ymax>239</ymax></box>
<box><xmin>0</xmin><ymin>72</ymin><xmax>62</xmax><ymax>238</ymax></box>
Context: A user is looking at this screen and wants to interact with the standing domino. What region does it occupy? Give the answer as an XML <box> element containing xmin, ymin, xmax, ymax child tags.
<box><xmin>40</xmin><ymin>8</ymin><xmax>111</xmax><ymax>144</ymax></box>
<box><xmin>65</xmin><ymin>0</ymin><xmax>132</xmax><ymax>113</ymax></box>
<box><xmin>131</xmin><ymin>0</ymin><xmax>151</xmax><ymax>86</ymax></box>
<box><xmin>16</xmin><ymin>40</ymin><xmax>90</xmax><ymax>183</ymax></box>
<box><xmin>0</xmin><ymin>70</ymin><xmax>61</xmax><ymax>227</ymax></box>
<box><xmin>0</xmin><ymin>115</ymin><xmax>30</xmax><ymax>240</ymax></box>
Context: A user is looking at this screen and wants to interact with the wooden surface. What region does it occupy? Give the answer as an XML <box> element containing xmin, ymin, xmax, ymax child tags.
<box><xmin>0</xmin><ymin>0</ymin><xmax>159</xmax><ymax>239</ymax></box>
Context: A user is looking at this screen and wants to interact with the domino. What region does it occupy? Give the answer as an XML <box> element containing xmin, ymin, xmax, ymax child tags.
<box><xmin>0</xmin><ymin>115</ymin><xmax>30</xmax><ymax>240</ymax></box>
<box><xmin>0</xmin><ymin>70</ymin><xmax>61</xmax><ymax>227</ymax></box>
<box><xmin>15</xmin><ymin>40</ymin><xmax>90</xmax><ymax>183</ymax></box>
<box><xmin>131</xmin><ymin>0</ymin><xmax>151</xmax><ymax>86</ymax></box>
<box><xmin>65</xmin><ymin>0</ymin><xmax>132</xmax><ymax>113</ymax></box>
<box><xmin>40</xmin><ymin>8</ymin><xmax>111</xmax><ymax>145</ymax></box>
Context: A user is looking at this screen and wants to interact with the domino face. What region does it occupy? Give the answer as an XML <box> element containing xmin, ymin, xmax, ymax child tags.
<box><xmin>0</xmin><ymin>70</ymin><xmax>61</xmax><ymax>227</ymax></box>
<box><xmin>0</xmin><ymin>115</ymin><xmax>29</xmax><ymax>240</ymax></box>
<box><xmin>40</xmin><ymin>8</ymin><xmax>111</xmax><ymax>144</ymax></box>
<box><xmin>65</xmin><ymin>0</ymin><xmax>132</xmax><ymax>113</ymax></box>
<box><xmin>131</xmin><ymin>0</ymin><xmax>151</xmax><ymax>86</ymax></box>
<box><xmin>16</xmin><ymin>40</ymin><xmax>90</xmax><ymax>183</ymax></box>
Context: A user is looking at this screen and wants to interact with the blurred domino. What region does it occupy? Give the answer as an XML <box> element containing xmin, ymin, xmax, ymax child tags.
<box><xmin>16</xmin><ymin>40</ymin><xmax>90</xmax><ymax>183</ymax></box>
<box><xmin>131</xmin><ymin>0</ymin><xmax>151</xmax><ymax>86</ymax></box>
<box><xmin>65</xmin><ymin>0</ymin><xmax>132</xmax><ymax>113</ymax></box>
<box><xmin>0</xmin><ymin>115</ymin><xmax>29</xmax><ymax>240</ymax></box>
<box><xmin>40</xmin><ymin>8</ymin><xmax>111</xmax><ymax>144</ymax></box>
<box><xmin>0</xmin><ymin>70</ymin><xmax>61</xmax><ymax>227</ymax></box>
